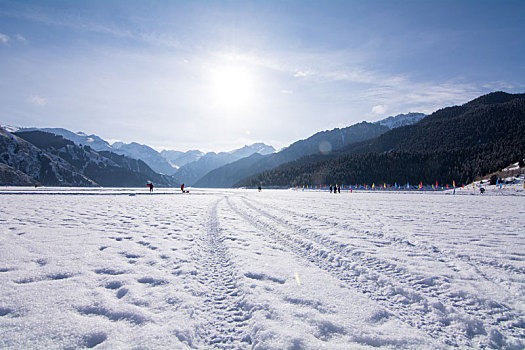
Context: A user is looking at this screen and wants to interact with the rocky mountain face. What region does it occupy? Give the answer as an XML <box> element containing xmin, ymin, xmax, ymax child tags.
<box><xmin>15</xmin><ymin>127</ymin><xmax>179</xmax><ymax>176</ymax></box>
<box><xmin>0</xmin><ymin>163</ymin><xmax>40</xmax><ymax>186</ymax></box>
<box><xmin>0</xmin><ymin>128</ymin><xmax>179</xmax><ymax>187</ymax></box>
<box><xmin>17</xmin><ymin>127</ymin><xmax>113</xmax><ymax>152</ymax></box>
<box><xmin>0</xmin><ymin>127</ymin><xmax>96</xmax><ymax>186</ymax></box>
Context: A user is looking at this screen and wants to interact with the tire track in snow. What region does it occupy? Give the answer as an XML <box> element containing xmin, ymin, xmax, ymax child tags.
<box><xmin>228</xmin><ymin>197</ymin><xmax>523</xmax><ymax>348</ymax></box>
<box><xmin>241</xmin><ymin>197</ymin><xmax>525</xmax><ymax>345</ymax></box>
<box><xmin>192</xmin><ymin>198</ymin><xmax>253</xmax><ymax>349</ymax></box>
<box><xmin>244</xmin><ymin>197</ymin><xmax>525</xmax><ymax>342</ymax></box>
<box><xmin>248</xmin><ymin>196</ymin><xmax>525</xmax><ymax>277</ymax></box>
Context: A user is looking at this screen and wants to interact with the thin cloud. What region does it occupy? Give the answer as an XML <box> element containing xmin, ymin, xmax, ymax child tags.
<box><xmin>372</xmin><ymin>105</ymin><xmax>386</xmax><ymax>115</ymax></box>
<box><xmin>0</xmin><ymin>6</ymin><xmax>182</xmax><ymax>49</ymax></box>
<box><xmin>0</xmin><ymin>7</ymin><xmax>133</xmax><ymax>40</ymax></box>
<box><xmin>281</xmin><ymin>89</ymin><xmax>293</xmax><ymax>94</ymax></box>
<box><xmin>28</xmin><ymin>95</ymin><xmax>48</xmax><ymax>106</ymax></box>
<box><xmin>0</xmin><ymin>33</ymin><xmax>9</xmax><ymax>44</ymax></box>
<box><xmin>232</xmin><ymin>48</ymin><xmax>486</xmax><ymax>115</ymax></box>
<box><xmin>15</xmin><ymin>34</ymin><xmax>27</xmax><ymax>43</ymax></box>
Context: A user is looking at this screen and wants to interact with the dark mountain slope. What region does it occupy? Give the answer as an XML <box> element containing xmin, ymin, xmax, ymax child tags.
<box><xmin>0</xmin><ymin>127</ymin><xmax>96</xmax><ymax>186</ymax></box>
<box><xmin>13</xmin><ymin>131</ymin><xmax>179</xmax><ymax>187</ymax></box>
<box><xmin>0</xmin><ymin>163</ymin><xmax>39</xmax><ymax>186</ymax></box>
<box><xmin>97</xmin><ymin>151</ymin><xmax>179</xmax><ymax>187</ymax></box>
<box><xmin>241</xmin><ymin>92</ymin><xmax>525</xmax><ymax>187</ymax></box>
<box><xmin>194</xmin><ymin>153</ymin><xmax>265</xmax><ymax>188</ymax></box>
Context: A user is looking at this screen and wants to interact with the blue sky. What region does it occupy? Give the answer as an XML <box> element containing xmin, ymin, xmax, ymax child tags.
<box><xmin>1</xmin><ymin>0</ymin><xmax>524</xmax><ymax>152</ymax></box>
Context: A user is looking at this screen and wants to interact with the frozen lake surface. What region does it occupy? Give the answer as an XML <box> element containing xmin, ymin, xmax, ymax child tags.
<box><xmin>1</xmin><ymin>188</ymin><xmax>524</xmax><ymax>349</ymax></box>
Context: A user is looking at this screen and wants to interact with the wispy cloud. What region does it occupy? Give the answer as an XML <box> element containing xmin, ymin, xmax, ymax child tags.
<box><xmin>213</xmin><ymin>48</ymin><xmax>488</xmax><ymax>115</ymax></box>
<box><xmin>281</xmin><ymin>89</ymin><xmax>293</xmax><ymax>94</ymax></box>
<box><xmin>359</xmin><ymin>80</ymin><xmax>483</xmax><ymax>116</ymax></box>
<box><xmin>28</xmin><ymin>95</ymin><xmax>48</xmax><ymax>106</ymax></box>
<box><xmin>15</xmin><ymin>33</ymin><xmax>27</xmax><ymax>43</ymax></box>
<box><xmin>0</xmin><ymin>6</ymin><xmax>183</xmax><ymax>49</ymax></box>
<box><xmin>372</xmin><ymin>105</ymin><xmax>386</xmax><ymax>115</ymax></box>
<box><xmin>0</xmin><ymin>33</ymin><xmax>9</xmax><ymax>44</ymax></box>
<box><xmin>293</xmin><ymin>71</ymin><xmax>308</xmax><ymax>78</ymax></box>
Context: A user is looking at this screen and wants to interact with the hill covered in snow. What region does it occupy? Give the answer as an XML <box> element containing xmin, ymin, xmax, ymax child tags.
<box><xmin>375</xmin><ymin>112</ymin><xmax>426</xmax><ymax>129</ymax></box>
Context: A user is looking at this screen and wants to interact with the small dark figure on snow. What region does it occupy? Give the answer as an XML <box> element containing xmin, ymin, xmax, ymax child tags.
<box><xmin>338</xmin><ymin>185</ymin><xmax>341</xmax><ymax>194</ymax></box>
<box><xmin>181</xmin><ymin>183</ymin><xmax>185</xmax><ymax>193</ymax></box>
<box><xmin>258</xmin><ymin>185</ymin><xmax>262</xmax><ymax>192</ymax></box>
<box><xmin>147</xmin><ymin>183</ymin><xmax>154</xmax><ymax>192</ymax></box>
<box><xmin>480</xmin><ymin>187</ymin><xmax>485</xmax><ymax>194</ymax></box>
<box><xmin>329</xmin><ymin>185</ymin><xmax>333</xmax><ymax>193</ymax></box>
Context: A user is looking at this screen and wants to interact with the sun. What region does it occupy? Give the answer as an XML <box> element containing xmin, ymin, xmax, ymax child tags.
<box><xmin>210</xmin><ymin>65</ymin><xmax>254</xmax><ymax>110</ymax></box>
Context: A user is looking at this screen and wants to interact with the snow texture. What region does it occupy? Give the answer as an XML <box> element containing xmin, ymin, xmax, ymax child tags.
<box><xmin>0</xmin><ymin>187</ymin><xmax>524</xmax><ymax>349</ymax></box>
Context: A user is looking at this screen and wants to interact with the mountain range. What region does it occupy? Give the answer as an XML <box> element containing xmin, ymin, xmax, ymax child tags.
<box><xmin>3</xmin><ymin>92</ymin><xmax>522</xmax><ymax>189</ymax></box>
<box><xmin>240</xmin><ymin>92</ymin><xmax>525</xmax><ymax>187</ymax></box>
<box><xmin>9</xmin><ymin>126</ymin><xmax>276</xmax><ymax>182</ymax></box>
<box><xmin>195</xmin><ymin>113</ymin><xmax>426</xmax><ymax>188</ymax></box>
<box><xmin>1</xmin><ymin>111</ymin><xmax>430</xmax><ymax>187</ymax></box>
<box><xmin>0</xmin><ymin>128</ymin><xmax>179</xmax><ymax>187</ymax></box>
<box><xmin>194</xmin><ymin>121</ymin><xmax>390</xmax><ymax>187</ymax></box>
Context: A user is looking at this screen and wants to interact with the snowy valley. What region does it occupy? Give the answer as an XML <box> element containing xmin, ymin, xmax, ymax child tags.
<box><xmin>1</xmin><ymin>188</ymin><xmax>524</xmax><ymax>349</ymax></box>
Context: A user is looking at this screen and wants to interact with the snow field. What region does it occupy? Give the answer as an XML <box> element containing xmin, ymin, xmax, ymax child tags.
<box><xmin>0</xmin><ymin>188</ymin><xmax>524</xmax><ymax>349</ymax></box>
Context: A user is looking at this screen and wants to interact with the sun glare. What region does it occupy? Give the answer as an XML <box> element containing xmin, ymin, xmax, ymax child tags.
<box><xmin>210</xmin><ymin>65</ymin><xmax>254</xmax><ymax>110</ymax></box>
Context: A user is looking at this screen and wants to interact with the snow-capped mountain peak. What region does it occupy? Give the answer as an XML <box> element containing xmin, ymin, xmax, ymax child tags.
<box><xmin>375</xmin><ymin>112</ymin><xmax>426</xmax><ymax>129</ymax></box>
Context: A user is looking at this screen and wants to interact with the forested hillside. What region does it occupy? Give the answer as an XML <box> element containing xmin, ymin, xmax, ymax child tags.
<box><xmin>241</xmin><ymin>92</ymin><xmax>525</xmax><ymax>187</ymax></box>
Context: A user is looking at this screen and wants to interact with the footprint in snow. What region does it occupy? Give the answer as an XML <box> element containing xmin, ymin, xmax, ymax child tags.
<box><xmin>0</xmin><ymin>307</ymin><xmax>13</xmax><ymax>316</ymax></box>
<box><xmin>137</xmin><ymin>277</ymin><xmax>168</xmax><ymax>286</ymax></box>
<box><xmin>105</xmin><ymin>281</ymin><xmax>124</xmax><ymax>290</ymax></box>
<box><xmin>116</xmin><ymin>288</ymin><xmax>128</xmax><ymax>299</ymax></box>
<box><xmin>94</xmin><ymin>268</ymin><xmax>126</xmax><ymax>275</ymax></box>
<box><xmin>81</xmin><ymin>332</ymin><xmax>107</xmax><ymax>348</ymax></box>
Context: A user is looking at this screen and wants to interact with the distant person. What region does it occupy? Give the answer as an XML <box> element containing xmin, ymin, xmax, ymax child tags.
<box><xmin>258</xmin><ymin>185</ymin><xmax>262</xmax><ymax>192</ymax></box>
<box><xmin>330</xmin><ymin>185</ymin><xmax>333</xmax><ymax>193</ymax></box>
<box><xmin>338</xmin><ymin>185</ymin><xmax>341</xmax><ymax>194</ymax></box>
<box><xmin>480</xmin><ymin>187</ymin><xmax>485</xmax><ymax>194</ymax></box>
<box><xmin>181</xmin><ymin>183</ymin><xmax>185</xmax><ymax>193</ymax></box>
<box><xmin>147</xmin><ymin>183</ymin><xmax>153</xmax><ymax>192</ymax></box>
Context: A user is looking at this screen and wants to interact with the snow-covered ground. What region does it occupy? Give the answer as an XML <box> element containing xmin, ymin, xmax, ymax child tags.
<box><xmin>1</xmin><ymin>188</ymin><xmax>524</xmax><ymax>349</ymax></box>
